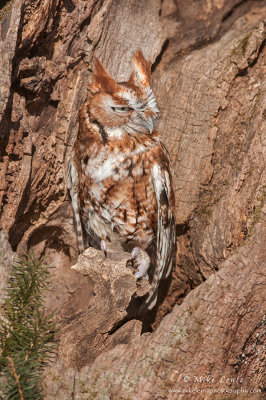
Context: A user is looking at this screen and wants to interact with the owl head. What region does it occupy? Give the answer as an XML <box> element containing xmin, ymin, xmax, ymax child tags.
<box><xmin>88</xmin><ymin>50</ymin><xmax>159</xmax><ymax>136</ymax></box>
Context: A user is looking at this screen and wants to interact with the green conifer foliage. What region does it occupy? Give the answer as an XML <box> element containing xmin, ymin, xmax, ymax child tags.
<box><xmin>0</xmin><ymin>254</ymin><xmax>56</xmax><ymax>399</ymax></box>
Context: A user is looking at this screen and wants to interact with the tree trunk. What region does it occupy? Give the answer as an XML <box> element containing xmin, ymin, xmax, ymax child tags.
<box><xmin>0</xmin><ymin>0</ymin><xmax>265</xmax><ymax>398</ymax></box>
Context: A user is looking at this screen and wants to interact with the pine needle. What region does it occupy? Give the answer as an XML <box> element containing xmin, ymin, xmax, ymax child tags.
<box><xmin>0</xmin><ymin>253</ymin><xmax>56</xmax><ymax>400</ymax></box>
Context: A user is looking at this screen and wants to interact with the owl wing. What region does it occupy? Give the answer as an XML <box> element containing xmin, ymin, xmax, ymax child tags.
<box><xmin>146</xmin><ymin>162</ymin><xmax>176</xmax><ymax>309</ymax></box>
<box><xmin>67</xmin><ymin>156</ymin><xmax>85</xmax><ymax>253</ymax></box>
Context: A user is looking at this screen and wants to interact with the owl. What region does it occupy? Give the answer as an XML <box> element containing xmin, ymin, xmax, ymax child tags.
<box><xmin>68</xmin><ymin>50</ymin><xmax>176</xmax><ymax>310</ymax></box>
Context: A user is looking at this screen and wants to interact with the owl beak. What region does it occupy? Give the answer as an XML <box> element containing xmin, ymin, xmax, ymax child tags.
<box><xmin>139</xmin><ymin>116</ymin><xmax>153</xmax><ymax>134</ymax></box>
<box><xmin>146</xmin><ymin>117</ymin><xmax>154</xmax><ymax>134</ymax></box>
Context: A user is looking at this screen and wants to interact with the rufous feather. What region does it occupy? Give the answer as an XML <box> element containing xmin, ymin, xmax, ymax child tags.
<box><xmin>131</xmin><ymin>50</ymin><xmax>151</xmax><ymax>87</ymax></box>
<box><xmin>93</xmin><ymin>58</ymin><xmax>117</xmax><ymax>94</ymax></box>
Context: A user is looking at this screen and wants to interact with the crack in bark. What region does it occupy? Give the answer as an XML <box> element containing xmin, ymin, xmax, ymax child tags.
<box><xmin>222</xmin><ymin>0</ymin><xmax>249</xmax><ymax>22</ymax></box>
<box><xmin>151</xmin><ymin>39</ymin><xmax>169</xmax><ymax>73</ymax></box>
<box><xmin>71</xmin><ymin>370</ymin><xmax>76</xmax><ymax>400</ymax></box>
<box><xmin>235</xmin><ymin>38</ymin><xmax>266</xmax><ymax>78</ymax></box>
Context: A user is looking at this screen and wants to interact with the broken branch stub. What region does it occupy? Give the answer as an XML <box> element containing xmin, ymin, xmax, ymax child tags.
<box><xmin>56</xmin><ymin>247</ymin><xmax>150</xmax><ymax>369</ymax></box>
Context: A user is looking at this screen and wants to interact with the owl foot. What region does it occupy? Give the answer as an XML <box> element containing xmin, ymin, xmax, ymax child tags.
<box><xmin>100</xmin><ymin>240</ymin><xmax>107</xmax><ymax>257</ymax></box>
<box><xmin>131</xmin><ymin>247</ymin><xmax>150</xmax><ymax>280</ymax></box>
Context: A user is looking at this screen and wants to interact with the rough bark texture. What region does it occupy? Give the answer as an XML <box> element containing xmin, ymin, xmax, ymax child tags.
<box><xmin>57</xmin><ymin>247</ymin><xmax>149</xmax><ymax>369</ymax></box>
<box><xmin>43</xmin><ymin>221</ymin><xmax>265</xmax><ymax>399</ymax></box>
<box><xmin>0</xmin><ymin>0</ymin><xmax>265</xmax><ymax>398</ymax></box>
<box><xmin>152</xmin><ymin>6</ymin><xmax>266</xmax><ymax>323</ymax></box>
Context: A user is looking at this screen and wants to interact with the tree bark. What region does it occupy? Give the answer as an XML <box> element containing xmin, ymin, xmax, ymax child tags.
<box><xmin>43</xmin><ymin>221</ymin><xmax>265</xmax><ymax>400</ymax></box>
<box><xmin>0</xmin><ymin>0</ymin><xmax>265</xmax><ymax>398</ymax></box>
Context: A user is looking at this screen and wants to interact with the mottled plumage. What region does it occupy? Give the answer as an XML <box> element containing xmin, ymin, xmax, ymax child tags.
<box><xmin>68</xmin><ymin>50</ymin><xmax>176</xmax><ymax>309</ymax></box>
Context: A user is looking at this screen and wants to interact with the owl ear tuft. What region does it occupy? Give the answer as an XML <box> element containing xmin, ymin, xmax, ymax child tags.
<box><xmin>92</xmin><ymin>58</ymin><xmax>117</xmax><ymax>94</ymax></box>
<box><xmin>131</xmin><ymin>50</ymin><xmax>151</xmax><ymax>88</ymax></box>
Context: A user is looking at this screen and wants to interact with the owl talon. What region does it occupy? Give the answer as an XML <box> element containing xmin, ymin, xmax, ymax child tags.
<box><xmin>131</xmin><ymin>247</ymin><xmax>140</xmax><ymax>260</ymax></box>
<box><xmin>135</xmin><ymin>270</ymin><xmax>149</xmax><ymax>280</ymax></box>
<box><xmin>100</xmin><ymin>240</ymin><xmax>107</xmax><ymax>257</ymax></box>
<box><xmin>131</xmin><ymin>247</ymin><xmax>150</xmax><ymax>280</ymax></box>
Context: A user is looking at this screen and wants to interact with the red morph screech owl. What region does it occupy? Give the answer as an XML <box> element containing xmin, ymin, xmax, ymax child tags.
<box><xmin>67</xmin><ymin>50</ymin><xmax>176</xmax><ymax>310</ymax></box>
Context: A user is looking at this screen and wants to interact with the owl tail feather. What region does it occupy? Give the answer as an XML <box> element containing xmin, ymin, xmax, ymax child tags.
<box><xmin>145</xmin><ymin>287</ymin><xmax>159</xmax><ymax>310</ymax></box>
